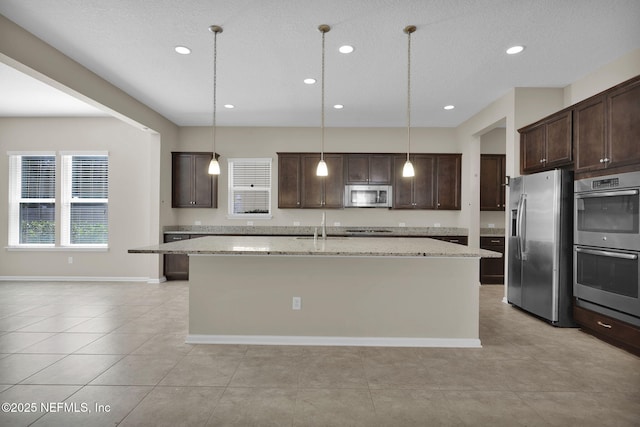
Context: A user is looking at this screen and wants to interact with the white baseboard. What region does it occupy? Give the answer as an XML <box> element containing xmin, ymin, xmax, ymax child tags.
<box><xmin>502</xmin><ymin>296</ymin><xmax>509</xmax><ymax>304</ymax></box>
<box><xmin>0</xmin><ymin>276</ymin><xmax>156</xmax><ymax>283</ymax></box>
<box><xmin>186</xmin><ymin>334</ymin><xmax>482</xmax><ymax>348</ymax></box>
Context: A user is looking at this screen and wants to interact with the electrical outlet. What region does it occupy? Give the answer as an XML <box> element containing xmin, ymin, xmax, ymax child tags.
<box><xmin>195</xmin><ymin>220</ymin><xmax>202</xmax><ymax>225</ymax></box>
<box><xmin>333</xmin><ymin>222</ymin><xmax>340</xmax><ymax>226</ymax></box>
<box><xmin>399</xmin><ymin>222</ymin><xmax>406</xmax><ymax>227</ymax></box>
<box><xmin>293</xmin><ymin>221</ymin><xmax>301</xmax><ymax>226</ymax></box>
<box><xmin>292</xmin><ymin>297</ymin><xmax>302</xmax><ymax>310</ymax></box>
<box><xmin>247</xmin><ymin>221</ymin><xmax>254</xmax><ymax>226</ymax></box>
<box><xmin>434</xmin><ymin>223</ymin><xmax>441</xmax><ymax>227</ymax></box>
<box><xmin>68</xmin><ymin>256</ymin><xmax>73</xmax><ymax>264</ymax></box>
<box><xmin>488</xmin><ymin>223</ymin><xmax>495</xmax><ymax>228</ymax></box>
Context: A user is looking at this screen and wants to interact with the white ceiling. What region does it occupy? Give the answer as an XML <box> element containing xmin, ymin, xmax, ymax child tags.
<box><xmin>1</xmin><ymin>0</ymin><xmax>639</xmax><ymax>128</ymax></box>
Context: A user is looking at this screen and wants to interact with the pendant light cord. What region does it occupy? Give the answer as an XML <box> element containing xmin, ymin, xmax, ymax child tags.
<box><xmin>320</xmin><ymin>28</ymin><xmax>326</xmax><ymax>162</ymax></box>
<box><xmin>406</xmin><ymin>28</ymin><xmax>412</xmax><ymax>162</ymax></box>
<box><xmin>212</xmin><ymin>28</ymin><xmax>218</xmax><ymax>155</ymax></box>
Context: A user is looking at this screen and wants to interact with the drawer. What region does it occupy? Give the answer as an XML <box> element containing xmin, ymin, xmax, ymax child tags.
<box><xmin>431</xmin><ymin>236</ymin><xmax>468</xmax><ymax>246</ymax></box>
<box><xmin>480</xmin><ymin>236</ymin><xmax>505</xmax><ymax>248</ymax></box>
<box><xmin>574</xmin><ymin>304</ymin><xmax>640</xmax><ymax>355</ymax></box>
<box><xmin>164</xmin><ymin>234</ymin><xmax>190</xmax><ymax>243</ymax></box>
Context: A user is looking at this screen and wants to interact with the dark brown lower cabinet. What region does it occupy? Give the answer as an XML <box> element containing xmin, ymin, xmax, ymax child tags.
<box><xmin>480</xmin><ymin>236</ymin><xmax>505</xmax><ymax>284</ymax></box>
<box><xmin>163</xmin><ymin>234</ymin><xmax>206</xmax><ymax>280</ymax></box>
<box><xmin>430</xmin><ymin>235</ymin><xmax>468</xmax><ymax>245</ymax></box>
<box><xmin>574</xmin><ymin>304</ymin><xmax>640</xmax><ymax>357</ymax></box>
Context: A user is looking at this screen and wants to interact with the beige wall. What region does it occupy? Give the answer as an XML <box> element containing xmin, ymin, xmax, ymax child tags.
<box><xmin>0</xmin><ymin>117</ymin><xmax>155</xmax><ymax>280</ymax></box>
<box><xmin>0</xmin><ymin>15</ymin><xmax>639</xmax><ymax>280</ymax></box>
<box><xmin>175</xmin><ymin>126</ymin><xmax>466</xmax><ymax>229</ymax></box>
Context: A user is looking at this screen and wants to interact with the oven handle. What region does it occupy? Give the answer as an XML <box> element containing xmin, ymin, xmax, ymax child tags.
<box><xmin>575</xmin><ymin>247</ymin><xmax>638</xmax><ymax>260</ymax></box>
<box><xmin>575</xmin><ymin>189</ymin><xmax>639</xmax><ymax>199</ymax></box>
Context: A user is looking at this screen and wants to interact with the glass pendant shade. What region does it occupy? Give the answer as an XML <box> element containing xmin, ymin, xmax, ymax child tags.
<box><xmin>402</xmin><ymin>159</ymin><xmax>415</xmax><ymax>177</ymax></box>
<box><xmin>208</xmin><ymin>158</ymin><xmax>220</xmax><ymax>175</ymax></box>
<box><xmin>316</xmin><ymin>159</ymin><xmax>328</xmax><ymax>176</ymax></box>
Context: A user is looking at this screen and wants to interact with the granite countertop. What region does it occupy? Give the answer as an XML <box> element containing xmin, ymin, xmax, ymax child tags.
<box><xmin>163</xmin><ymin>225</ymin><xmax>469</xmax><ymax>238</ymax></box>
<box><xmin>130</xmin><ymin>235</ymin><xmax>501</xmax><ymax>258</ymax></box>
<box><xmin>480</xmin><ymin>228</ymin><xmax>505</xmax><ymax>237</ymax></box>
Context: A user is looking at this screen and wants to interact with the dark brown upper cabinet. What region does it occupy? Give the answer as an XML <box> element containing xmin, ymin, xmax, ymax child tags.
<box><xmin>520</xmin><ymin>110</ymin><xmax>572</xmax><ymax>174</ymax></box>
<box><xmin>171</xmin><ymin>152</ymin><xmax>217</xmax><ymax>208</ymax></box>
<box><xmin>277</xmin><ymin>153</ymin><xmax>344</xmax><ymax>209</ymax></box>
<box><xmin>277</xmin><ymin>153</ymin><xmax>302</xmax><ymax>208</ymax></box>
<box><xmin>480</xmin><ymin>154</ymin><xmax>506</xmax><ymax>211</ymax></box>
<box><xmin>574</xmin><ymin>76</ymin><xmax>640</xmax><ymax>176</ymax></box>
<box><xmin>392</xmin><ymin>154</ymin><xmax>461</xmax><ymax>210</ymax></box>
<box><xmin>345</xmin><ymin>154</ymin><xmax>392</xmax><ymax>185</ymax></box>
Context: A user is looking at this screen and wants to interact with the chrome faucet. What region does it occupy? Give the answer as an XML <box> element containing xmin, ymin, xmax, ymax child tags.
<box><xmin>321</xmin><ymin>211</ymin><xmax>327</xmax><ymax>240</ymax></box>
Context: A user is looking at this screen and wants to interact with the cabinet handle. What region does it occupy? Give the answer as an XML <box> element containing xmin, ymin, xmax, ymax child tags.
<box><xmin>597</xmin><ymin>321</ymin><xmax>612</xmax><ymax>329</ymax></box>
<box><xmin>539</xmin><ymin>159</ymin><xmax>544</xmax><ymax>163</ymax></box>
<box><xmin>603</xmin><ymin>157</ymin><xmax>610</xmax><ymax>163</ymax></box>
<box><xmin>490</xmin><ymin>239</ymin><xmax>502</xmax><ymax>243</ymax></box>
<box><xmin>599</xmin><ymin>158</ymin><xmax>604</xmax><ymax>163</ymax></box>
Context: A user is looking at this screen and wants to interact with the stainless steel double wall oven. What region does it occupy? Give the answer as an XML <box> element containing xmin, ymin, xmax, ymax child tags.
<box><xmin>574</xmin><ymin>171</ymin><xmax>640</xmax><ymax>327</ymax></box>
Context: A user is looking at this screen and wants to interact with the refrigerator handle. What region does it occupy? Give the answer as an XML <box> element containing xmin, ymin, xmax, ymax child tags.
<box><xmin>517</xmin><ymin>194</ymin><xmax>526</xmax><ymax>254</ymax></box>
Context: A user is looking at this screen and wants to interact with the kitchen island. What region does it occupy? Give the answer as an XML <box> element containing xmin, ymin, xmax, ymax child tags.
<box><xmin>129</xmin><ymin>235</ymin><xmax>500</xmax><ymax>348</ymax></box>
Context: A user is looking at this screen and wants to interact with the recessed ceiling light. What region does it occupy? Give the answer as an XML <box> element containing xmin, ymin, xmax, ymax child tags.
<box><xmin>506</xmin><ymin>45</ymin><xmax>524</xmax><ymax>55</ymax></box>
<box><xmin>304</xmin><ymin>78</ymin><xmax>316</xmax><ymax>84</ymax></box>
<box><xmin>174</xmin><ymin>46</ymin><xmax>191</xmax><ymax>55</ymax></box>
<box><xmin>338</xmin><ymin>45</ymin><xmax>354</xmax><ymax>54</ymax></box>
<box><xmin>333</xmin><ymin>104</ymin><xmax>344</xmax><ymax>109</ymax></box>
<box><xmin>444</xmin><ymin>105</ymin><xmax>455</xmax><ymax>110</ymax></box>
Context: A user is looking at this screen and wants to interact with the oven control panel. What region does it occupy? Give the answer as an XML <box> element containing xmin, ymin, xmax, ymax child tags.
<box><xmin>592</xmin><ymin>177</ymin><xmax>620</xmax><ymax>190</ymax></box>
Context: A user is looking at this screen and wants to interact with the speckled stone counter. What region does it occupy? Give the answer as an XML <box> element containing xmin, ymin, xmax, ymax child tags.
<box><xmin>163</xmin><ymin>225</ymin><xmax>468</xmax><ymax>238</ymax></box>
<box><xmin>131</xmin><ymin>235</ymin><xmax>499</xmax><ymax>258</ymax></box>
<box><xmin>480</xmin><ymin>227</ymin><xmax>505</xmax><ymax>237</ymax></box>
<box><xmin>129</xmin><ymin>235</ymin><xmax>491</xmax><ymax>348</ymax></box>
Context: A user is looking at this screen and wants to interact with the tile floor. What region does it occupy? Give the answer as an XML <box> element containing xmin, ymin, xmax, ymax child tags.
<box><xmin>0</xmin><ymin>281</ymin><xmax>638</xmax><ymax>426</ymax></box>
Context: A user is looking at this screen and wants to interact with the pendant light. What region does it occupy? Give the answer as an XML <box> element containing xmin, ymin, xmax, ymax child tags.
<box><xmin>316</xmin><ymin>24</ymin><xmax>330</xmax><ymax>177</ymax></box>
<box><xmin>402</xmin><ymin>25</ymin><xmax>416</xmax><ymax>178</ymax></box>
<box><xmin>207</xmin><ymin>25</ymin><xmax>222</xmax><ymax>175</ymax></box>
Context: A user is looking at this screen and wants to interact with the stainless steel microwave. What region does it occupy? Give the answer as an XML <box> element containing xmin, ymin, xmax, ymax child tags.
<box><xmin>344</xmin><ymin>185</ymin><xmax>392</xmax><ymax>208</ymax></box>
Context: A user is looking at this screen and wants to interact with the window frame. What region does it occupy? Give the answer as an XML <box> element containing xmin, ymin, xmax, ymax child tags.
<box><xmin>7</xmin><ymin>151</ymin><xmax>109</xmax><ymax>250</ymax></box>
<box><xmin>60</xmin><ymin>152</ymin><xmax>109</xmax><ymax>248</ymax></box>
<box><xmin>227</xmin><ymin>157</ymin><xmax>273</xmax><ymax>219</ymax></box>
<box><xmin>7</xmin><ymin>152</ymin><xmax>57</xmax><ymax>247</ymax></box>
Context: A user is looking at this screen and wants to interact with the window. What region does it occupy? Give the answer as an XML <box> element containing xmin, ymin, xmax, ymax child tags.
<box><xmin>8</xmin><ymin>154</ymin><xmax>56</xmax><ymax>245</ymax></box>
<box><xmin>61</xmin><ymin>154</ymin><xmax>109</xmax><ymax>246</ymax></box>
<box><xmin>228</xmin><ymin>158</ymin><xmax>272</xmax><ymax>218</ymax></box>
<box><xmin>7</xmin><ymin>152</ymin><xmax>109</xmax><ymax>248</ymax></box>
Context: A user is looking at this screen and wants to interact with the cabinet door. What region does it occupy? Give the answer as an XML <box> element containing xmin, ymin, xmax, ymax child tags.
<box><xmin>412</xmin><ymin>155</ymin><xmax>436</xmax><ymax>209</ymax></box>
<box><xmin>545</xmin><ymin>111</ymin><xmax>572</xmax><ymax>167</ymax></box>
<box><xmin>574</xmin><ymin>95</ymin><xmax>606</xmax><ymax>173</ymax></box>
<box><xmin>172</xmin><ymin>152</ymin><xmax>215</xmax><ymax>208</ymax></box>
<box><xmin>480</xmin><ymin>237</ymin><xmax>505</xmax><ymax>284</ymax></box>
<box><xmin>301</xmin><ymin>154</ymin><xmax>324</xmax><ymax>208</ymax></box>
<box><xmin>172</xmin><ymin>153</ymin><xmax>194</xmax><ymax>208</ymax></box>
<box><xmin>278</xmin><ymin>154</ymin><xmax>301</xmax><ymax>208</ymax></box>
<box><xmin>607</xmin><ymin>78</ymin><xmax>640</xmax><ymax>169</ymax></box>
<box><xmin>435</xmin><ymin>155</ymin><xmax>461</xmax><ymax>210</ymax></box>
<box><xmin>392</xmin><ymin>155</ymin><xmax>414</xmax><ymax>208</ymax></box>
<box><xmin>346</xmin><ymin>154</ymin><xmax>369</xmax><ymax>184</ymax></box>
<box><xmin>193</xmin><ymin>154</ymin><xmax>214</xmax><ymax>207</ymax></box>
<box><xmin>323</xmin><ymin>154</ymin><xmax>345</xmax><ymax>208</ymax></box>
<box><xmin>164</xmin><ymin>234</ymin><xmax>190</xmax><ymax>280</ymax></box>
<box><xmin>520</xmin><ymin>125</ymin><xmax>545</xmax><ymax>173</ymax></box>
<box><xmin>480</xmin><ymin>155</ymin><xmax>505</xmax><ymax>211</ymax></box>
<box><xmin>369</xmin><ymin>155</ymin><xmax>392</xmax><ymax>184</ymax></box>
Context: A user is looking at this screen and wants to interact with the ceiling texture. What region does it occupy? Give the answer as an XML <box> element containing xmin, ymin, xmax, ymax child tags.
<box><xmin>1</xmin><ymin>0</ymin><xmax>639</xmax><ymax>128</ymax></box>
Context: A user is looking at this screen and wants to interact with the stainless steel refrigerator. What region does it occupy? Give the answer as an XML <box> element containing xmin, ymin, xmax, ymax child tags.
<box><xmin>507</xmin><ymin>169</ymin><xmax>575</xmax><ymax>327</ymax></box>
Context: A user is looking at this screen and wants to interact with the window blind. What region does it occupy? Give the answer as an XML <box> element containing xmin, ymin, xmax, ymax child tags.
<box><xmin>8</xmin><ymin>155</ymin><xmax>56</xmax><ymax>245</ymax></box>
<box><xmin>228</xmin><ymin>158</ymin><xmax>272</xmax><ymax>216</ymax></box>
<box><xmin>61</xmin><ymin>154</ymin><xmax>109</xmax><ymax>246</ymax></box>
